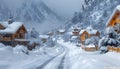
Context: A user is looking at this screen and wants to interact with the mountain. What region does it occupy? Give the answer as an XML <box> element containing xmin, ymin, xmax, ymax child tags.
<box><xmin>0</xmin><ymin>0</ymin><xmax>63</xmax><ymax>33</ymax></box>
<box><xmin>70</xmin><ymin>0</ymin><xmax>120</xmax><ymax>34</ymax></box>
<box><xmin>43</xmin><ymin>0</ymin><xmax>84</xmax><ymax>19</ymax></box>
<box><xmin>0</xmin><ymin>0</ymin><xmax>60</xmax><ymax>22</ymax></box>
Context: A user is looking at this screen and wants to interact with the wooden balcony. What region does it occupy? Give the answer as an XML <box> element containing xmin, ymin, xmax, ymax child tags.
<box><xmin>0</xmin><ymin>37</ymin><xmax>12</xmax><ymax>41</ymax></box>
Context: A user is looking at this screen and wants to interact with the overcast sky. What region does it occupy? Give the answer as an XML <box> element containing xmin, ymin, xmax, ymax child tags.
<box><xmin>43</xmin><ymin>0</ymin><xmax>84</xmax><ymax>18</ymax></box>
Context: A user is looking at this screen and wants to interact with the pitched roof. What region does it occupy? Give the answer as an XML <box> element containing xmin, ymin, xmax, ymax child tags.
<box><xmin>116</xmin><ymin>5</ymin><xmax>120</xmax><ymax>11</ymax></box>
<box><xmin>58</xmin><ymin>29</ymin><xmax>65</xmax><ymax>32</ymax></box>
<box><xmin>0</xmin><ymin>22</ymin><xmax>9</xmax><ymax>27</ymax></box>
<box><xmin>79</xmin><ymin>30</ymin><xmax>86</xmax><ymax>35</ymax></box>
<box><xmin>79</xmin><ymin>26</ymin><xmax>98</xmax><ymax>35</ymax></box>
<box><xmin>106</xmin><ymin>5</ymin><xmax>120</xmax><ymax>26</ymax></box>
<box><xmin>0</xmin><ymin>22</ymin><xmax>23</xmax><ymax>34</ymax></box>
<box><xmin>86</xmin><ymin>26</ymin><xmax>98</xmax><ymax>35</ymax></box>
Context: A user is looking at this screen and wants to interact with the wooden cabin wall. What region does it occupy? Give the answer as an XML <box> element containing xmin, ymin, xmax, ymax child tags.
<box><xmin>12</xmin><ymin>25</ymin><xmax>27</xmax><ymax>39</ymax></box>
<box><xmin>80</xmin><ymin>31</ymin><xmax>88</xmax><ymax>41</ymax></box>
<box><xmin>0</xmin><ymin>34</ymin><xmax>12</xmax><ymax>41</ymax></box>
<box><xmin>108</xmin><ymin>10</ymin><xmax>120</xmax><ymax>27</ymax></box>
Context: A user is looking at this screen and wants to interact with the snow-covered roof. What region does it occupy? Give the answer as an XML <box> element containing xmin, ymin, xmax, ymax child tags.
<box><xmin>106</xmin><ymin>5</ymin><xmax>120</xmax><ymax>26</ymax></box>
<box><xmin>71</xmin><ymin>36</ymin><xmax>78</xmax><ymax>39</ymax></box>
<box><xmin>86</xmin><ymin>26</ymin><xmax>98</xmax><ymax>34</ymax></box>
<box><xmin>0</xmin><ymin>22</ymin><xmax>23</xmax><ymax>34</ymax></box>
<box><xmin>39</xmin><ymin>35</ymin><xmax>49</xmax><ymax>39</ymax></box>
<box><xmin>0</xmin><ymin>22</ymin><xmax>9</xmax><ymax>27</ymax></box>
<box><xmin>79</xmin><ymin>30</ymin><xmax>86</xmax><ymax>35</ymax></box>
<box><xmin>58</xmin><ymin>29</ymin><xmax>65</xmax><ymax>32</ymax></box>
<box><xmin>116</xmin><ymin>5</ymin><xmax>120</xmax><ymax>11</ymax></box>
<box><xmin>71</xmin><ymin>25</ymin><xmax>81</xmax><ymax>30</ymax></box>
<box><xmin>79</xmin><ymin>26</ymin><xmax>98</xmax><ymax>35</ymax></box>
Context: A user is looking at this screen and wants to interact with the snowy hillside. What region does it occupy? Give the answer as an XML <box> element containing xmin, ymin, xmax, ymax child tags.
<box><xmin>43</xmin><ymin>0</ymin><xmax>84</xmax><ymax>18</ymax></box>
<box><xmin>71</xmin><ymin>0</ymin><xmax>120</xmax><ymax>34</ymax></box>
<box><xmin>0</xmin><ymin>0</ymin><xmax>63</xmax><ymax>33</ymax></box>
<box><xmin>0</xmin><ymin>0</ymin><xmax>60</xmax><ymax>22</ymax></box>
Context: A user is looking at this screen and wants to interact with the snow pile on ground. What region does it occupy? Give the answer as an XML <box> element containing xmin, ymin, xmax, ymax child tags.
<box><xmin>0</xmin><ymin>43</ymin><xmax>62</xmax><ymax>69</ymax></box>
<box><xmin>13</xmin><ymin>45</ymin><xmax>29</xmax><ymax>55</ymax></box>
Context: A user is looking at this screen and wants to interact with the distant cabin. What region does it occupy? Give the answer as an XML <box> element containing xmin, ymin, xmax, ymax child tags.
<box><xmin>0</xmin><ymin>21</ymin><xmax>27</xmax><ymax>46</ymax></box>
<box><xmin>39</xmin><ymin>35</ymin><xmax>49</xmax><ymax>43</ymax></box>
<box><xmin>79</xmin><ymin>26</ymin><xmax>100</xmax><ymax>44</ymax></box>
<box><xmin>106</xmin><ymin>5</ymin><xmax>120</xmax><ymax>33</ymax></box>
<box><xmin>72</xmin><ymin>26</ymin><xmax>81</xmax><ymax>36</ymax></box>
<box><xmin>57</xmin><ymin>29</ymin><xmax>66</xmax><ymax>35</ymax></box>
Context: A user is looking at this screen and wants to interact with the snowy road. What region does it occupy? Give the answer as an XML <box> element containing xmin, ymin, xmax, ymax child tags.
<box><xmin>59</xmin><ymin>41</ymin><xmax>120</xmax><ymax>69</ymax></box>
<box><xmin>37</xmin><ymin>44</ymin><xmax>69</xmax><ymax>69</ymax></box>
<box><xmin>36</xmin><ymin>40</ymin><xmax>120</xmax><ymax>69</ymax></box>
<box><xmin>37</xmin><ymin>40</ymin><xmax>120</xmax><ymax>69</ymax></box>
<box><xmin>0</xmin><ymin>41</ymin><xmax>120</xmax><ymax>69</ymax></box>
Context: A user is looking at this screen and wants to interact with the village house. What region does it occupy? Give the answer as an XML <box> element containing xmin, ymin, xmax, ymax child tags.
<box><xmin>79</xmin><ymin>26</ymin><xmax>100</xmax><ymax>44</ymax></box>
<box><xmin>0</xmin><ymin>19</ymin><xmax>27</xmax><ymax>46</ymax></box>
<box><xmin>57</xmin><ymin>29</ymin><xmax>66</xmax><ymax>35</ymax></box>
<box><xmin>106</xmin><ymin>5</ymin><xmax>120</xmax><ymax>33</ymax></box>
<box><xmin>39</xmin><ymin>35</ymin><xmax>50</xmax><ymax>43</ymax></box>
<box><xmin>72</xmin><ymin>25</ymin><xmax>81</xmax><ymax>36</ymax></box>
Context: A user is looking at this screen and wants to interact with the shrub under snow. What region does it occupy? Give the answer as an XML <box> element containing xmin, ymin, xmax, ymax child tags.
<box><xmin>0</xmin><ymin>43</ymin><xmax>5</xmax><ymax>48</ymax></box>
<box><xmin>85</xmin><ymin>36</ymin><xmax>99</xmax><ymax>46</ymax></box>
<box><xmin>13</xmin><ymin>45</ymin><xmax>29</xmax><ymax>55</ymax></box>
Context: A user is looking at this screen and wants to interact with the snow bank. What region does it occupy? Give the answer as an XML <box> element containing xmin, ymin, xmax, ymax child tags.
<box><xmin>13</xmin><ymin>45</ymin><xmax>28</xmax><ymax>54</ymax></box>
<box><xmin>0</xmin><ymin>43</ymin><xmax>5</xmax><ymax>48</ymax></box>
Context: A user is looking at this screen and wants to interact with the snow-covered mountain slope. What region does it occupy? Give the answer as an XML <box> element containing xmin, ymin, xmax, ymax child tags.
<box><xmin>0</xmin><ymin>0</ymin><xmax>63</xmax><ymax>33</ymax></box>
<box><xmin>70</xmin><ymin>0</ymin><xmax>120</xmax><ymax>34</ymax></box>
<box><xmin>0</xmin><ymin>0</ymin><xmax>60</xmax><ymax>22</ymax></box>
<box><xmin>43</xmin><ymin>0</ymin><xmax>84</xmax><ymax>18</ymax></box>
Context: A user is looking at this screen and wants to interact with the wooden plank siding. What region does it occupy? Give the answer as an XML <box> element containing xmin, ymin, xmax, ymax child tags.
<box><xmin>107</xmin><ymin>10</ymin><xmax>120</xmax><ymax>27</ymax></box>
<box><xmin>0</xmin><ymin>24</ymin><xmax>27</xmax><ymax>46</ymax></box>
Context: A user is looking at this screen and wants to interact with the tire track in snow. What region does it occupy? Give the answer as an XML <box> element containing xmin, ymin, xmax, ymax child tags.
<box><xmin>58</xmin><ymin>51</ymin><xmax>68</xmax><ymax>69</ymax></box>
<box><xmin>36</xmin><ymin>45</ymin><xmax>66</xmax><ymax>69</ymax></box>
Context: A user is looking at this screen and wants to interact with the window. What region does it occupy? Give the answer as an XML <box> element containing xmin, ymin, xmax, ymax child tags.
<box><xmin>3</xmin><ymin>34</ymin><xmax>11</xmax><ymax>37</ymax></box>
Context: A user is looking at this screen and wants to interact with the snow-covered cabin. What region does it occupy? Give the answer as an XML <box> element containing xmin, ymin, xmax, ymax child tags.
<box><xmin>0</xmin><ymin>21</ymin><xmax>27</xmax><ymax>45</ymax></box>
<box><xmin>106</xmin><ymin>5</ymin><xmax>120</xmax><ymax>27</ymax></box>
<box><xmin>79</xmin><ymin>26</ymin><xmax>100</xmax><ymax>43</ymax></box>
<box><xmin>39</xmin><ymin>35</ymin><xmax>50</xmax><ymax>43</ymax></box>
<box><xmin>57</xmin><ymin>29</ymin><xmax>66</xmax><ymax>34</ymax></box>
<box><xmin>72</xmin><ymin>25</ymin><xmax>81</xmax><ymax>36</ymax></box>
